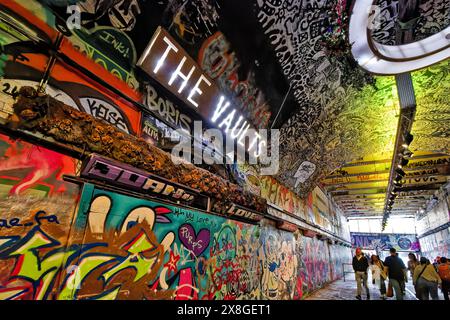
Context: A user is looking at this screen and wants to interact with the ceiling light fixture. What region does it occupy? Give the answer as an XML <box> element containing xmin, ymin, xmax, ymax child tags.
<box><xmin>399</xmin><ymin>158</ymin><xmax>409</xmax><ymax>167</ymax></box>
<box><xmin>395</xmin><ymin>168</ymin><xmax>406</xmax><ymax>177</ymax></box>
<box><xmin>402</xmin><ymin>149</ymin><xmax>413</xmax><ymax>158</ymax></box>
<box><xmin>402</xmin><ymin>132</ymin><xmax>414</xmax><ymax>148</ymax></box>
<box><xmin>348</xmin><ymin>0</ymin><xmax>450</xmax><ymax>75</ymax></box>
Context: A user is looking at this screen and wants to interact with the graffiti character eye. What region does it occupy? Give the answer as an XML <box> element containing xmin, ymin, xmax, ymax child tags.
<box><xmin>120</xmin><ymin>207</ymin><xmax>155</xmax><ymax>235</ymax></box>
<box><xmin>126</xmin><ymin>220</ymin><xmax>139</xmax><ymax>230</ymax></box>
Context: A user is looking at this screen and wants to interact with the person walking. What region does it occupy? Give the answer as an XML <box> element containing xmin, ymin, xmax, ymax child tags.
<box><xmin>433</xmin><ymin>256</ymin><xmax>441</xmax><ymax>271</ymax></box>
<box><xmin>370</xmin><ymin>255</ymin><xmax>387</xmax><ymax>299</ymax></box>
<box><xmin>413</xmin><ymin>256</ymin><xmax>441</xmax><ymax>300</ymax></box>
<box><xmin>384</xmin><ymin>248</ymin><xmax>407</xmax><ymax>300</ymax></box>
<box><xmin>407</xmin><ymin>252</ymin><xmax>419</xmax><ymax>279</ymax></box>
<box><xmin>437</xmin><ymin>257</ymin><xmax>450</xmax><ymax>300</ymax></box>
<box><xmin>352</xmin><ymin>247</ymin><xmax>370</xmax><ymax>300</ymax></box>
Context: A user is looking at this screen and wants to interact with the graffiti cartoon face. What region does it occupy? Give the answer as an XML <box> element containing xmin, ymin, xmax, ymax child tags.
<box><xmin>108</xmin><ymin>0</ymin><xmax>141</xmax><ymax>31</ymax></box>
<box><xmin>279</xmin><ymin>240</ymin><xmax>298</xmax><ymax>283</ymax></box>
<box><xmin>199</xmin><ymin>32</ymin><xmax>232</xmax><ymax>79</ymax></box>
<box><xmin>294</xmin><ymin>161</ymin><xmax>316</xmax><ymax>187</ymax></box>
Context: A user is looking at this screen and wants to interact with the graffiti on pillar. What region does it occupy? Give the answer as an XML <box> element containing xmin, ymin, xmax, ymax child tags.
<box><xmin>259</xmin><ymin>227</ymin><xmax>299</xmax><ymax>300</ymax></box>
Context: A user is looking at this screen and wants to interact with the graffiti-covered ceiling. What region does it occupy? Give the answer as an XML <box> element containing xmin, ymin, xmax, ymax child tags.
<box><xmin>251</xmin><ymin>0</ymin><xmax>450</xmax><ymax>212</ymax></box>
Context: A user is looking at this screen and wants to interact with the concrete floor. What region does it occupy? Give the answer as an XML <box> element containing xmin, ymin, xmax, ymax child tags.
<box><xmin>306</xmin><ymin>278</ymin><xmax>446</xmax><ymax>300</ymax></box>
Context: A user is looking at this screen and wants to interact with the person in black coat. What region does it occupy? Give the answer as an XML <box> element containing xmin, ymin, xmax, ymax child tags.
<box><xmin>352</xmin><ymin>247</ymin><xmax>370</xmax><ymax>300</ymax></box>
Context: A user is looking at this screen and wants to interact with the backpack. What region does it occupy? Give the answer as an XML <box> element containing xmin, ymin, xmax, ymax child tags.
<box><xmin>438</xmin><ymin>264</ymin><xmax>450</xmax><ymax>281</ymax></box>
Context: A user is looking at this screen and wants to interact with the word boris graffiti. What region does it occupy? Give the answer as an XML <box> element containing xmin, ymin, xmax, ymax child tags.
<box><xmin>0</xmin><ymin>184</ymin><xmax>351</xmax><ymax>300</ymax></box>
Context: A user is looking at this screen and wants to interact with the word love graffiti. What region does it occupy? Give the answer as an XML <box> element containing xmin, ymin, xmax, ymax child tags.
<box><xmin>0</xmin><ymin>211</ymin><xmax>59</xmax><ymax>229</ymax></box>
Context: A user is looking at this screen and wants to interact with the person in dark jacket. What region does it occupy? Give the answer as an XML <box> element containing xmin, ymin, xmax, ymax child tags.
<box><xmin>384</xmin><ymin>248</ymin><xmax>407</xmax><ymax>300</ymax></box>
<box><xmin>352</xmin><ymin>247</ymin><xmax>370</xmax><ymax>300</ymax></box>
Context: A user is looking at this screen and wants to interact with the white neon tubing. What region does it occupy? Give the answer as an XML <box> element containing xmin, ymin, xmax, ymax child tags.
<box><xmin>349</xmin><ymin>0</ymin><xmax>450</xmax><ymax>75</ymax></box>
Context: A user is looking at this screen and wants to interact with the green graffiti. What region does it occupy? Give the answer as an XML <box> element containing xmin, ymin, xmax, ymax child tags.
<box><xmin>102</xmin><ymin>231</ymin><xmax>160</xmax><ymax>283</ymax></box>
<box><xmin>57</xmin><ymin>255</ymin><xmax>116</xmax><ymax>300</ymax></box>
<box><xmin>3</xmin><ymin>228</ymin><xmax>77</xmax><ymax>299</ymax></box>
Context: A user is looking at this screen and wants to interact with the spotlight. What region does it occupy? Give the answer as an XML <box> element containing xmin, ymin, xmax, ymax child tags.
<box><xmin>393</xmin><ymin>180</ymin><xmax>402</xmax><ymax>186</ymax></box>
<box><xmin>399</xmin><ymin>158</ymin><xmax>409</xmax><ymax>167</ymax></box>
<box><xmin>403</xmin><ymin>149</ymin><xmax>413</xmax><ymax>158</ymax></box>
<box><xmin>402</xmin><ymin>132</ymin><xmax>413</xmax><ymax>148</ymax></box>
<box><xmin>395</xmin><ymin>168</ymin><xmax>405</xmax><ymax>176</ymax></box>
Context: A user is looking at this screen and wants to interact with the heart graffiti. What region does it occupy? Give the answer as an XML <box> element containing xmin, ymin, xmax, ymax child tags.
<box><xmin>178</xmin><ymin>224</ymin><xmax>210</xmax><ymax>257</ymax></box>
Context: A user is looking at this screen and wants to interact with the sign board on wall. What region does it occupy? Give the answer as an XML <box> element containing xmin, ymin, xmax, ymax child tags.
<box><xmin>80</xmin><ymin>154</ymin><xmax>200</xmax><ymax>203</ymax></box>
<box><xmin>137</xmin><ymin>27</ymin><xmax>264</xmax><ymax>156</ymax></box>
<box><xmin>210</xmin><ymin>200</ymin><xmax>264</xmax><ymax>224</ymax></box>
<box><xmin>227</xmin><ymin>203</ymin><xmax>264</xmax><ymax>222</ymax></box>
<box><xmin>277</xmin><ymin>220</ymin><xmax>298</xmax><ymax>233</ymax></box>
<box><xmin>350</xmin><ymin>232</ymin><xmax>420</xmax><ymax>252</ymax></box>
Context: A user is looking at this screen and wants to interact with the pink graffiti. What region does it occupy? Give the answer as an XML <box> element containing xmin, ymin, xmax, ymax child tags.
<box><xmin>0</xmin><ymin>134</ymin><xmax>76</xmax><ymax>195</ymax></box>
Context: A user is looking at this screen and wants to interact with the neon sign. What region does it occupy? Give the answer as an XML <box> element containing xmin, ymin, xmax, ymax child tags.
<box><xmin>137</xmin><ymin>27</ymin><xmax>265</xmax><ymax>156</ymax></box>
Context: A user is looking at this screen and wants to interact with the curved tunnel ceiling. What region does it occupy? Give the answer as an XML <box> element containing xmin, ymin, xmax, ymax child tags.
<box><xmin>253</xmin><ymin>0</ymin><xmax>450</xmax><ymax>207</ymax></box>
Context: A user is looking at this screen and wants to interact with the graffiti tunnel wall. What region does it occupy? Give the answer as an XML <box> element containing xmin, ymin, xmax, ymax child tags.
<box><xmin>0</xmin><ymin>177</ymin><xmax>351</xmax><ymax>300</ymax></box>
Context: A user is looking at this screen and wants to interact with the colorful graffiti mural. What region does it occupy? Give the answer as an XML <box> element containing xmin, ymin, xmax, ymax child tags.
<box><xmin>0</xmin><ymin>182</ymin><xmax>351</xmax><ymax>300</ymax></box>
<box><xmin>419</xmin><ymin>228</ymin><xmax>450</xmax><ymax>260</ymax></box>
<box><xmin>235</xmin><ymin>164</ymin><xmax>350</xmax><ymax>241</ymax></box>
<box><xmin>350</xmin><ymin>233</ymin><xmax>420</xmax><ymax>252</ymax></box>
<box><xmin>299</xmin><ymin>236</ymin><xmax>332</xmax><ymax>295</ymax></box>
<box><xmin>0</xmin><ymin>133</ymin><xmax>78</xmax><ymax>197</ymax></box>
<box><xmin>0</xmin><ymin>133</ymin><xmax>80</xmax><ymax>300</ymax></box>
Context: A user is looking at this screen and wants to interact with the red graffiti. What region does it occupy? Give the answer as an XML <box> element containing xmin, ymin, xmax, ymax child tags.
<box><xmin>0</xmin><ymin>134</ymin><xmax>76</xmax><ymax>196</ymax></box>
